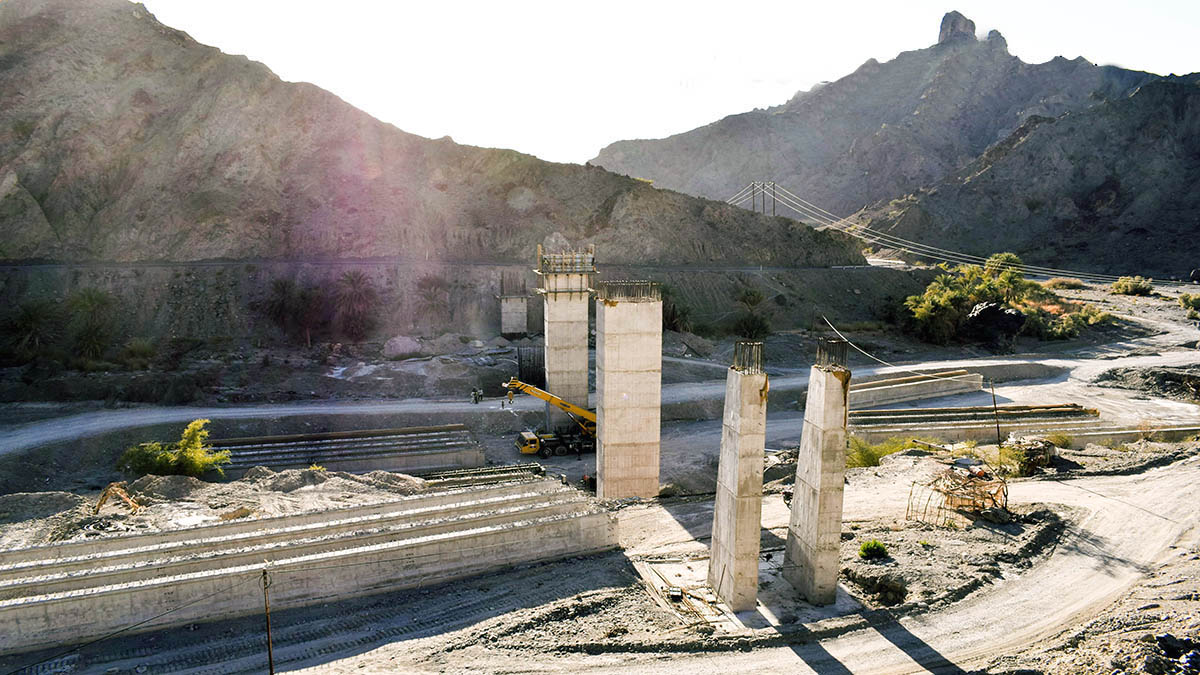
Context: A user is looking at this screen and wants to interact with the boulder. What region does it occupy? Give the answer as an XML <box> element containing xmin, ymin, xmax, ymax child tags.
<box><xmin>383</xmin><ymin>335</ymin><xmax>421</xmax><ymax>359</ymax></box>
<box><xmin>962</xmin><ymin>302</ymin><xmax>1025</xmax><ymax>345</ymax></box>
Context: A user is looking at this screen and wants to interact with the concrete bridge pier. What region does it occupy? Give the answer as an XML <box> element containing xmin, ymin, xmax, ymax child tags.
<box><xmin>708</xmin><ymin>341</ymin><xmax>768</xmax><ymax>611</ymax></box>
<box><xmin>784</xmin><ymin>338</ymin><xmax>851</xmax><ymax>606</ymax></box>
<box><xmin>536</xmin><ymin>245</ymin><xmax>595</xmax><ymax>428</ymax></box>
<box><xmin>595</xmin><ymin>280</ymin><xmax>662</xmax><ymax>500</ymax></box>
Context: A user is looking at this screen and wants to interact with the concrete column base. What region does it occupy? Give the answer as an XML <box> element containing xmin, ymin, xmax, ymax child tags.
<box><xmin>708</xmin><ymin>367</ymin><xmax>767</xmax><ymax>611</ymax></box>
<box><xmin>783</xmin><ymin>364</ymin><xmax>850</xmax><ymax>605</ymax></box>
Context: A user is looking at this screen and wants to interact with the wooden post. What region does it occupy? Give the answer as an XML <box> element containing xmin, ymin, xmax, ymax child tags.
<box><xmin>262</xmin><ymin>568</ymin><xmax>275</xmax><ymax>674</ymax></box>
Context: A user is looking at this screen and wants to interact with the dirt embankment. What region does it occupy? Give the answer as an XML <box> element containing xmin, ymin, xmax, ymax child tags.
<box><xmin>1096</xmin><ymin>365</ymin><xmax>1200</xmax><ymax>403</ymax></box>
<box><xmin>0</xmin><ymin>467</ymin><xmax>425</xmax><ymax>550</ymax></box>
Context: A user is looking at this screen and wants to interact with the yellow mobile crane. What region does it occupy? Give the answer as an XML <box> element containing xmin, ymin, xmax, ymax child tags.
<box><xmin>504</xmin><ymin>377</ymin><xmax>596</xmax><ymax>458</ymax></box>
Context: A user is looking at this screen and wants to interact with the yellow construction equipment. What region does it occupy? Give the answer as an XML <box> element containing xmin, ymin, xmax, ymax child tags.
<box><xmin>94</xmin><ymin>482</ymin><xmax>142</xmax><ymax>514</ymax></box>
<box><xmin>504</xmin><ymin>377</ymin><xmax>596</xmax><ymax>458</ymax></box>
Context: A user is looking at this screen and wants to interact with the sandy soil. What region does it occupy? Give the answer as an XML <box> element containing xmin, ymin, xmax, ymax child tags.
<box><xmin>0</xmin><ymin>468</ymin><xmax>425</xmax><ymax>550</ymax></box>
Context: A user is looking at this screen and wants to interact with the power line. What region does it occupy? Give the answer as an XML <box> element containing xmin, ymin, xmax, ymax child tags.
<box><xmin>726</xmin><ymin>182</ymin><xmax>1190</xmax><ymax>287</ymax></box>
<box><xmin>821</xmin><ymin>316</ymin><xmax>985</xmax><ymax>384</ymax></box>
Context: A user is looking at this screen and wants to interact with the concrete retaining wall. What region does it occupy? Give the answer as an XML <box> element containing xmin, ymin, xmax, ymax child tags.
<box><xmin>848</xmin><ymin>371</ymin><xmax>983</xmax><ymax>409</ymax></box>
<box><xmin>0</xmin><ymin>478</ymin><xmax>616</xmax><ymax>655</ymax></box>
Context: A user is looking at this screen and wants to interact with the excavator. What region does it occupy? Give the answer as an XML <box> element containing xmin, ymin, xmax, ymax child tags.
<box><xmin>504</xmin><ymin>377</ymin><xmax>596</xmax><ymax>458</ymax></box>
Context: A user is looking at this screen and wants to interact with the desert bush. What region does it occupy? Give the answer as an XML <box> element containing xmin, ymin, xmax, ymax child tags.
<box><xmin>730</xmin><ymin>312</ymin><xmax>771</xmax><ymax>340</ymax></box>
<box><xmin>1044</xmin><ymin>433</ymin><xmax>1074</xmax><ymax>449</ymax></box>
<box><xmin>4</xmin><ymin>299</ymin><xmax>64</xmax><ymax>359</ymax></box>
<box><xmin>1180</xmin><ymin>293</ymin><xmax>1200</xmax><ymax>311</ymax></box>
<box><xmin>118</xmin><ymin>419</ymin><xmax>230</xmax><ymax>477</ymax></box>
<box><xmin>859</xmin><ymin>539</ymin><xmax>888</xmax><ymax>560</ymax></box>
<box><xmin>845</xmin><ymin>436</ymin><xmax>933</xmax><ymax>468</ymax></box>
<box><xmin>1043</xmin><ymin>277</ymin><xmax>1086</xmax><ymax>290</ymax></box>
<box><xmin>1189</xmin><ymin>309</ymin><xmax>1200</xmax><ymax>322</ymax></box>
<box><xmin>1022</xmin><ymin>304</ymin><xmax>1114</xmax><ymax>340</ymax></box>
<box><xmin>66</xmin><ymin>288</ymin><xmax>118</xmax><ymax>359</ymax></box>
<box><xmin>735</xmin><ymin>287</ymin><xmax>766</xmax><ymax>310</ymax></box>
<box><xmin>660</xmin><ymin>284</ymin><xmax>693</xmax><ymax>333</ymax></box>
<box><xmin>1111</xmin><ymin>276</ymin><xmax>1153</xmax><ymax>296</ymax></box>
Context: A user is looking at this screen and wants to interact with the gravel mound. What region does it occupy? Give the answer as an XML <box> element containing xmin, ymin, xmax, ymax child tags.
<box><xmin>1095</xmin><ymin>366</ymin><xmax>1200</xmax><ymax>402</ymax></box>
<box><xmin>0</xmin><ymin>491</ymin><xmax>87</xmax><ymax>525</ymax></box>
<box><xmin>128</xmin><ymin>475</ymin><xmax>207</xmax><ymax>502</ymax></box>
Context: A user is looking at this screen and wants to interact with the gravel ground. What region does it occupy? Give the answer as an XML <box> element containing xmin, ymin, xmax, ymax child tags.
<box><xmin>0</xmin><ymin>467</ymin><xmax>425</xmax><ymax>550</ymax></box>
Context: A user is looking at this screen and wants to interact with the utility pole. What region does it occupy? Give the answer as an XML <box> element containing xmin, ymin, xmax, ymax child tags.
<box><xmin>990</xmin><ymin>380</ymin><xmax>1002</xmax><ymax>448</ymax></box>
<box><xmin>262</xmin><ymin>568</ymin><xmax>275</xmax><ymax>674</ymax></box>
<box><xmin>771</xmin><ymin>182</ymin><xmax>776</xmax><ymax>216</ymax></box>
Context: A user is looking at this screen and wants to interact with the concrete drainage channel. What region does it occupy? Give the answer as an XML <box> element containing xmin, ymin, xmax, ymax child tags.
<box><xmin>848</xmin><ymin>403</ymin><xmax>1102</xmax><ymax>444</ymax></box>
<box><xmin>0</xmin><ymin>471</ymin><xmax>617</xmax><ymax>657</ymax></box>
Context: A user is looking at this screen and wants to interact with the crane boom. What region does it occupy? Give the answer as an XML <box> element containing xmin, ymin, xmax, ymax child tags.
<box><xmin>504</xmin><ymin>377</ymin><xmax>596</xmax><ymax>436</ymax></box>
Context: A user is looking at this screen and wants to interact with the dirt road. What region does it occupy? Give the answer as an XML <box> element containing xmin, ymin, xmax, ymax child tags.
<box><xmin>313</xmin><ymin>452</ymin><xmax>1197</xmax><ymax>674</ymax></box>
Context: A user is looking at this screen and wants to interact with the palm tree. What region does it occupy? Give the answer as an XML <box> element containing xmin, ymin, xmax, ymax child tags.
<box><xmin>264</xmin><ymin>278</ymin><xmax>299</xmax><ymax>331</ymax></box>
<box><xmin>7</xmin><ymin>299</ymin><xmax>63</xmax><ymax>355</ymax></box>
<box><xmin>66</xmin><ymin>288</ymin><xmax>116</xmax><ymax>359</ymax></box>
<box><xmin>335</xmin><ymin>270</ymin><xmax>378</xmax><ymax>341</ymax></box>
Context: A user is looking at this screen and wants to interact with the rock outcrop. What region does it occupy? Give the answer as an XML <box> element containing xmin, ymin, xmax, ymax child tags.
<box><xmin>853</xmin><ymin>80</ymin><xmax>1200</xmax><ymax>276</ymax></box>
<box><xmin>938</xmin><ymin>10</ymin><xmax>976</xmax><ymax>44</ymax></box>
<box><xmin>592</xmin><ymin>12</ymin><xmax>1159</xmax><ymax>219</ymax></box>
<box><xmin>0</xmin><ymin>0</ymin><xmax>862</xmax><ymax>268</ymax></box>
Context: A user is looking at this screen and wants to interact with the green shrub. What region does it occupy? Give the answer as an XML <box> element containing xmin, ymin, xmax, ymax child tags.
<box><xmin>118</xmin><ymin>419</ymin><xmax>231</xmax><ymax>477</ymax></box>
<box><xmin>1044</xmin><ymin>433</ymin><xmax>1074</xmax><ymax>449</ymax></box>
<box><xmin>1111</xmin><ymin>276</ymin><xmax>1153</xmax><ymax>296</ymax></box>
<box><xmin>1180</xmin><ymin>293</ymin><xmax>1200</xmax><ymax>311</ymax></box>
<box><xmin>1023</xmin><ymin>304</ymin><xmax>1114</xmax><ymax>340</ymax></box>
<box><xmin>1043</xmin><ymin>277</ymin><xmax>1086</xmax><ymax>290</ymax></box>
<box><xmin>846</xmin><ymin>436</ymin><xmax>932</xmax><ymax>468</ymax></box>
<box><xmin>1189</xmin><ymin>309</ymin><xmax>1200</xmax><ymax>322</ymax></box>
<box><xmin>66</xmin><ymin>289</ymin><xmax>118</xmax><ymax>359</ymax></box>
<box><xmin>859</xmin><ymin>539</ymin><xmax>888</xmax><ymax>560</ymax></box>
<box><xmin>123</xmin><ymin>337</ymin><xmax>156</xmax><ymax>359</ymax></box>
<box><xmin>731</xmin><ymin>312</ymin><xmax>771</xmax><ymax>340</ymax></box>
<box><xmin>660</xmin><ymin>284</ymin><xmax>693</xmax><ymax>333</ymax></box>
<box><xmin>903</xmin><ymin>252</ymin><xmax>1048</xmax><ymax>344</ymax></box>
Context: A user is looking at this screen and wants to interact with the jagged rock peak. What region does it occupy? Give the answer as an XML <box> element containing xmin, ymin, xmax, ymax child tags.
<box><xmin>938</xmin><ymin>11</ymin><xmax>976</xmax><ymax>44</ymax></box>
<box><xmin>987</xmin><ymin>29</ymin><xmax>1007</xmax><ymax>49</ymax></box>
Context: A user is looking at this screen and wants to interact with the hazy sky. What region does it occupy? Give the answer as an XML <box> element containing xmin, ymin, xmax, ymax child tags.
<box><xmin>140</xmin><ymin>1</ymin><xmax>1200</xmax><ymax>164</ymax></box>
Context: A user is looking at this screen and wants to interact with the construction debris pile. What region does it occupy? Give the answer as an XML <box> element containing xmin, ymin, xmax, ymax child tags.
<box><xmin>907</xmin><ymin>457</ymin><xmax>1008</xmax><ymax>527</ymax></box>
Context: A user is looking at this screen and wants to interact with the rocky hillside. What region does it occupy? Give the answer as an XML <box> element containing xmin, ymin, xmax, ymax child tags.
<box><xmin>592</xmin><ymin>12</ymin><xmax>1158</xmax><ymax>217</ymax></box>
<box><xmin>854</xmin><ymin>80</ymin><xmax>1200</xmax><ymax>276</ymax></box>
<box><xmin>0</xmin><ymin>0</ymin><xmax>861</xmax><ymax>267</ymax></box>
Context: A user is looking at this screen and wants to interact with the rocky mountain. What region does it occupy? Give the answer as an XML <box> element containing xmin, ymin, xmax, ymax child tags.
<box><xmin>0</xmin><ymin>0</ymin><xmax>861</xmax><ymax>267</ymax></box>
<box><xmin>854</xmin><ymin>79</ymin><xmax>1200</xmax><ymax>276</ymax></box>
<box><xmin>591</xmin><ymin>11</ymin><xmax>1159</xmax><ymax>217</ymax></box>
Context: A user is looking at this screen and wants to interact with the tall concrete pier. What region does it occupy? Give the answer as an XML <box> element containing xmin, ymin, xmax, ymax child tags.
<box><xmin>708</xmin><ymin>341</ymin><xmax>768</xmax><ymax>611</ymax></box>
<box><xmin>497</xmin><ymin>272</ymin><xmax>528</xmax><ymax>337</ymax></box>
<box><xmin>784</xmin><ymin>338</ymin><xmax>851</xmax><ymax>606</ymax></box>
<box><xmin>536</xmin><ymin>245</ymin><xmax>596</xmax><ymax>426</ymax></box>
<box><xmin>595</xmin><ymin>281</ymin><xmax>662</xmax><ymax>500</ymax></box>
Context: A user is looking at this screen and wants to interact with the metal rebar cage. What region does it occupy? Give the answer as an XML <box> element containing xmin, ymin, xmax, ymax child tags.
<box><xmin>732</xmin><ymin>341</ymin><xmax>764</xmax><ymax>374</ymax></box>
<box><xmin>595</xmin><ymin>280</ymin><xmax>661</xmax><ymax>302</ymax></box>
<box><xmin>815</xmin><ymin>337</ymin><xmax>848</xmax><ymax>368</ymax></box>
<box><xmin>537</xmin><ymin>244</ymin><xmax>596</xmax><ymax>274</ymax></box>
